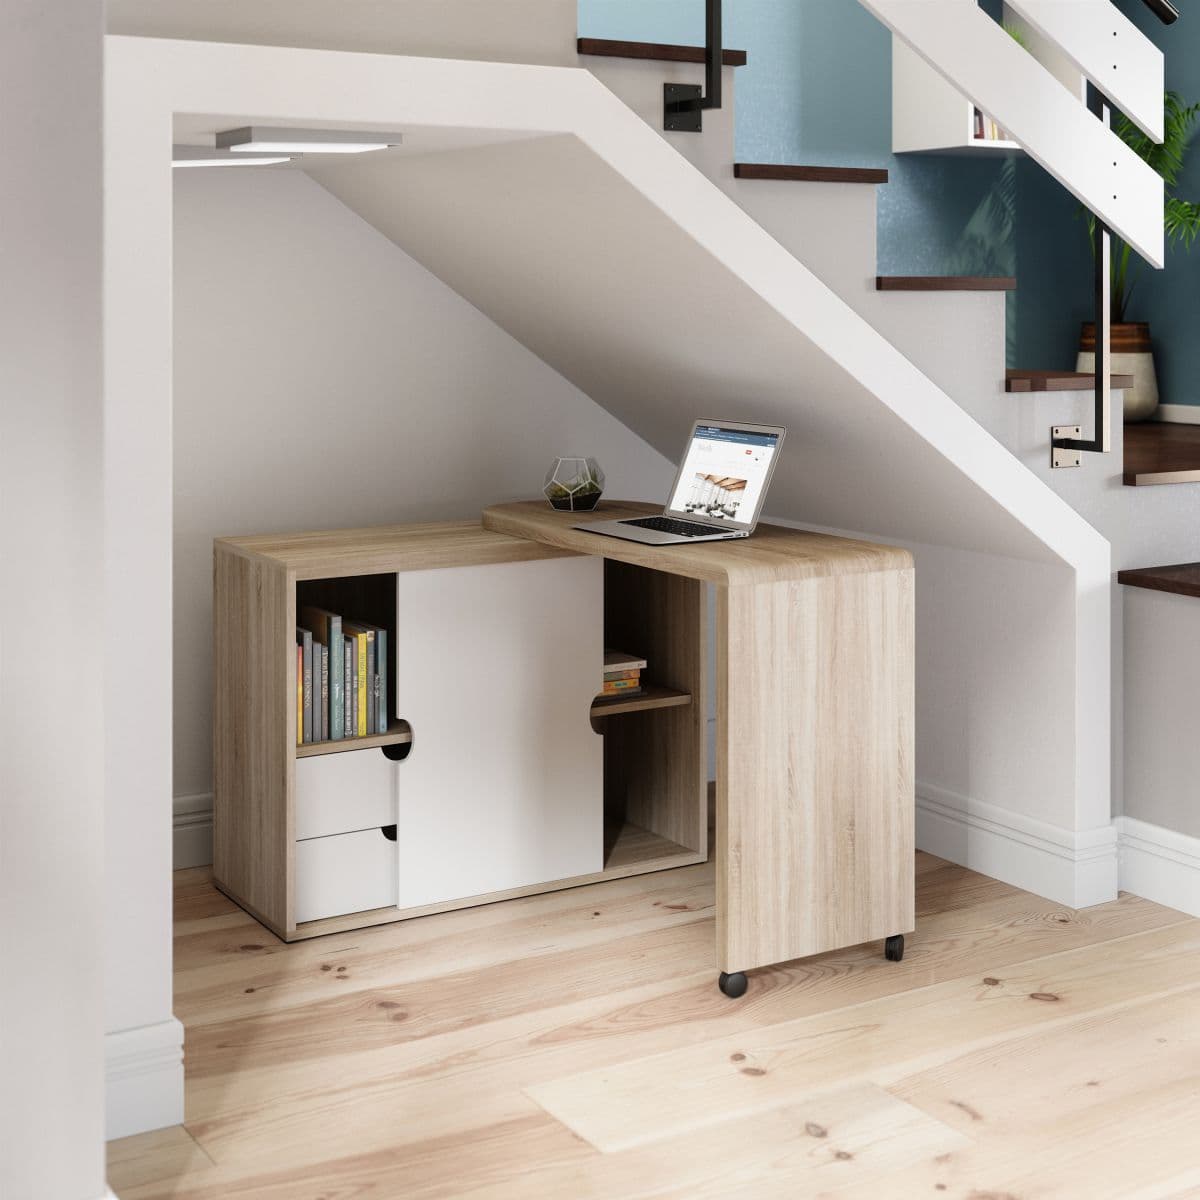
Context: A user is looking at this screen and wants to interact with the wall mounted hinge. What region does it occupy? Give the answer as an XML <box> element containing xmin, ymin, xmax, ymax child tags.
<box><xmin>1051</xmin><ymin>426</ymin><xmax>1082</xmax><ymax>469</ymax></box>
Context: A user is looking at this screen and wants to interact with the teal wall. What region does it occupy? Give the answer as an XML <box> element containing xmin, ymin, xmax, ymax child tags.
<box><xmin>580</xmin><ymin>0</ymin><xmax>1196</xmax><ymax>393</ymax></box>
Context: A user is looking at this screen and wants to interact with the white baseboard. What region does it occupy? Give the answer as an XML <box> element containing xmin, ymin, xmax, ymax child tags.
<box><xmin>916</xmin><ymin>782</ymin><xmax>1118</xmax><ymax>908</ymax></box>
<box><xmin>1117</xmin><ymin>816</ymin><xmax>1200</xmax><ymax>917</ymax></box>
<box><xmin>105</xmin><ymin>1018</ymin><xmax>185</xmax><ymax>1141</ymax></box>
<box><xmin>1154</xmin><ymin>403</ymin><xmax>1200</xmax><ymax>425</ymax></box>
<box><xmin>174</xmin><ymin>792</ymin><xmax>213</xmax><ymax>869</ymax></box>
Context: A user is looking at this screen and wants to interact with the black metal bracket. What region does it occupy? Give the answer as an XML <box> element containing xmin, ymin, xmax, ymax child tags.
<box><xmin>1051</xmin><ymin>83</ymin><xmax>1113</xmax><ymax>467</ymax></box>
<box><xmin>663</xmin><ymin>0</ymin><xmax>722</xmax><ymax>131</ymax></box>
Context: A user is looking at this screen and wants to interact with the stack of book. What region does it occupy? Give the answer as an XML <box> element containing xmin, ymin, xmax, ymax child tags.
<box><xmin>296</xmin><ymin>606</ymin><xmax>390</xmax><ymax>745</ymax></box>
<box><xmin>972</xmin><ymin>107</ymin><xmax>1008</xmax><ymax>142</ymax></box>
<box><xmin>601</xmin><ymin>649</ymin><xmax>646</xmax><ymax>700</ymax></box>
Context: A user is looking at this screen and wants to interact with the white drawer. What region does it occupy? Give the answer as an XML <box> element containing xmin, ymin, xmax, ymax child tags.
<box><xmin>294</xmin><ymin>827</ymin><xmax>398</xmax><ymax>924</ymax></box>
<box><xmin>295</xmin><ymin>748</ymin><xmax>400</xmax><ymax>841</ymax></box>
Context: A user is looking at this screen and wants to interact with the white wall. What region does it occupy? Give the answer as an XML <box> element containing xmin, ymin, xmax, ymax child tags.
<box><xmin>0</xmin><ymin>3</ymin><xmax>108</xmax><ymax>1197</ymax></box>
<box><xmin>172</xmin><ymin>166</ymin><xmax>674</xmax><ymax>853</ymax></box>
<box><xmin>108</xmin><ymin>0</ymin><xmax>577</xmax><ymax>65</ymax></box>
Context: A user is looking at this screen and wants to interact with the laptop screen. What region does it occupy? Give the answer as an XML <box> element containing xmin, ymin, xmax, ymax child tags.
<box><xmin>667</xmin><ymin>423</ymin><xmax>783</xmax><ymax>524</ymax></box>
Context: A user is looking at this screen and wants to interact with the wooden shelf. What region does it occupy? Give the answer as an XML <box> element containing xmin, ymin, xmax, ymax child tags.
<box><xmin>1118</xmin><ymin>562</ymin><xmax>1200</xmax><ymax>600</ymax></box>
<box><xmin>733</xmin><ymin>163</ymin><xmax>888</xmax><ymax>185</ymax></box>
<box><xmin>1123</xmin><ymin>422</ymin><xmax>1200</xmax><ymax>487</ymax></box>
<box><xmin>296</xmin><ymin>720</ymin><xmax>412</xmax><ymax>759</ymax></box>
<box><xmin>591</xmin><ymin>683</ymin><xmax>692</xmax><ymax>718</ymax></box>
<box><xmin>877</xmin><ymin>275</ymin><xmax>1016</xmax><ymax>292</ymax></box>
<box><xmin>1006</xmin><ymin>370</ymin><xmax>1134</xmax><ymax>393</ymax></box>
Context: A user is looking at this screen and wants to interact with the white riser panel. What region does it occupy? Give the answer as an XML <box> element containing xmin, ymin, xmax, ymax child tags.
<box><xmin>295</xmin><ymin>827</ymin><xmax>398</xmax><ymax>923</ymax></box>
<box><xmin>295</xmin><ymin>749</ymin><xmax>400</xmax><ymax>841</ymax></box>
<box><xmin>394</xmin><ymin>556</ymin><xmax>604</xmax><ymax>909</ymax></box>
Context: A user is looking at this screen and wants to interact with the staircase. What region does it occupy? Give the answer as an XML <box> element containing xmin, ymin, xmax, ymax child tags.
<box><xmin>109</xmin><ymin>1</ymin><xmax>1186</xmax><ymax>906</ymax></box>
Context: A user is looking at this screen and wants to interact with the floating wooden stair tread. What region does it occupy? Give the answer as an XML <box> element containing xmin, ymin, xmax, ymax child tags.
<box><xmin>577</xmin><ymin>38</ymin><xmax>747</xmax><ymax>66</ymax></box>
<box><xmin>1123</xmin><ymin>422</ymin><xmax>1200</xmax><ymax>486</ymax></box>
<box><xmin>1006</xmin><ymin>370</ymin><xmax>1135</xmax><ymax>393</ymax></box>
<box><xmin>1118</xmin><ymin>562</ymin><xmax>1200</xmax><ymax>599</ymax></box>
<box><xmin>734</xmin><ymin>163</ymin><xmax>888</xmax><ymax>184</ymax></box>
<box><xmin>590</xmin><ymin>683</ymin><xmax>692</xmax><ymax>718</ymax></box>
<box><xmin>876</xmin><ymin>276</ymin><xmax>1016</xmax><ymax>292</ymax></box>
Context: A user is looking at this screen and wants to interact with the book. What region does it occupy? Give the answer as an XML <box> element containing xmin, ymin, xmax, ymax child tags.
<box><xmin>296</xmin><ymin>644</ymin><xmax>303</xmax><ymax>745</ymax></box>
<box><xmin>297</xmin><ymin>627</ymin><xmax>313</xmax><ymax>743</ymax></box>
<box><xmin>299</xmin><ymin>606</ymin><xmax>343</xmax><ymax>741</ymax></box>
<box><xmin>348</xmin><ymin>634</ymin><xmax>359</xmax><ymax>737</ymax></box>
<box><xmin>603</xmin><ymin>669</ymin><xmax>641</xmax><ymax>683</ymax></box>
<box><xmin>604</xmin><ymin>649</ymin><xmax>648</xmax><ymax>673</ymax></box>
<box><xmin>318</xmin><ymin>643</ymin><xmax>329</xmax><ymax>743</ymax></box>
<box><xmin>601</xmin><ymin>683</ymin><xmax>643</xmax><ymax>698</ymax></box>
<box><xmin>374</xmin><ymin>627</ymin><xmax>388</xmax><ymax>735</ymax></box>
<box><xmin>602</xmin><ymin>678</ymin><xmax>643</xmax><ymax>694</ymax></box>
<box><xmin>343</xmin><ymin>622</ymin><xmax>375</xmax><ymax>736</ymax></box>
<box><xmin>343</xmin><ymin>635</ymin><xmax>353</xmax><ymax>738</ymax></box>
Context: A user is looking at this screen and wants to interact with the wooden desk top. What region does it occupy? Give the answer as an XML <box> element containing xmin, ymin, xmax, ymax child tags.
<box><xmin>482</xmin><ymin>501</ymin><xmax>912</xmax><ymax>586</ymax></box>
<box><xmin>215</xmin><ymin>519</ymin><xmax>576</xmax><ymax>580</ymax></box>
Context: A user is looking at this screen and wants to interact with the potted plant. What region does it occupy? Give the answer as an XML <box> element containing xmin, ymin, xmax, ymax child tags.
<box><xmin>543</xmin><ymin>456</ymin><xmax>605</xmax><ymax>512</ymax></box>
<box><xmin>1077</xmin><ymin>91</ymin><xmax>1200</xmax><ymax>421</ymax></box>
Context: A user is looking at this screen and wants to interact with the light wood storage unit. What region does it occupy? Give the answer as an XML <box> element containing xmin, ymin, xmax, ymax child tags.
<box><xmin>212</xmin><ymin>520</ymin><xmax>708</xmax><ymax>943</ymax></box>
<box><xmin>483</xmin><ymin>501</ymin><xmax>915</xmax><ymax>994</ymax></box>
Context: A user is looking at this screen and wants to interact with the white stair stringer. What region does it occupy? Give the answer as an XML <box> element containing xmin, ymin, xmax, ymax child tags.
<box><xmin>857</xmin><ymin>0</ymin><xmax>1164</xmax><ymax>267</ymax></box>
<box><xmin>581</xmin><ymin>47</ymin><xmax>1020</xmax><ymax>458</ymax></box>
<box><xmin>109</xmin><ymin>35</ymin><xmax>1114</xmax><ymax>903</ymax></box>
<box><xmin>1004</xmin><ymin>0</ymin><xmax>1164</xmax><ymax>142</ymax></box>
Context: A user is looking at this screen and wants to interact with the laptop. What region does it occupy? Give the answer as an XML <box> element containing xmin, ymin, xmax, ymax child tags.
<box><xmin>575</xmin><ymin>419</ymin><xmax>786</xmax><ymax>544</ymax></box>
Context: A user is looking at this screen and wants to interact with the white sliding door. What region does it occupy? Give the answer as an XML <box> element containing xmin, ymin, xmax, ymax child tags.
<box><xmin>394</xmin><ymin>555</ymin><xmax>603</xmax><ymax>907</ymax></box>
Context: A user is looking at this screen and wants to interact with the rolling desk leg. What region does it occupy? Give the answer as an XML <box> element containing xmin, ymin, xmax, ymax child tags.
<box><xmin>714</xmin><ymin>569</ymin><xmax>915</xmax><ymax>993</ymax></box>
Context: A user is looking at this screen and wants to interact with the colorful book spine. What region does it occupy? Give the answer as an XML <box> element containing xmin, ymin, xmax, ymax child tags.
<box><xmin>602</xmin><ymin>678</ymin><xmax>642</xmax><ymax>695</ymax></box>
<box><xmin>349</xmin><ymin>635</ymin><xmax>360</xmax><ymax>736</ymax></box>
<box><xmin>374</xmin><ymin>628</ymin><xmax>388</xmax><ymax>734</ymax></box>
<box><xmin>297</xmin><ymin>627</ymin><xmax>313</xmax><ymax>743</ymax></box>
<box><xmin>296</xmin><ymin>644</ymin><xmax>303</xmax><ymax>745</ymax></box>
<box><xmin>299</xmin><ymin>607</ymin><xmax>344</xmax><ymax>741</ymax></box>
<box><xmin>343</xmin><ymin>635</ymin><xmax>353</xmax><ymax>738</ymax></box>
<box><xmin>604</xmin><ymin>669</ymin><xmax>640</xmax><ymax>682</ymax></box>
<box><xmin>343</xmin><ymin>623</ymin><xmax>373</xmax><ymax>736</ymax></box>
<box><xmin>319</xmin><ymin>643</ymin><xmax>329</xmax><ymax>743</ymax></box>
<box><xmin>365</xmin><ymin>631</ymin><xmax>376</xmax><ymax>736</ymax></box>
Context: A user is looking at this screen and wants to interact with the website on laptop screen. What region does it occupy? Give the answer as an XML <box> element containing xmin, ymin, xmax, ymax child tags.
<box><xmin>668</xmin><ymin>424</ymin><xmax>781</xmax><ymax>523</ymax></box>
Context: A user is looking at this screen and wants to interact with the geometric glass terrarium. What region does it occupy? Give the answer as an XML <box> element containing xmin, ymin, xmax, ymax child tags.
<box><xmin>543</xmin><ymin>456</ymin><xmax>605</xmax><ymax>512</ymax></box>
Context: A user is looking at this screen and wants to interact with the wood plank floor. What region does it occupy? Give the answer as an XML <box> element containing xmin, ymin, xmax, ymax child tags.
<box><xmin>109</xmin><ymin>856</ymin><xmax>1200</xmax><ymax>1199</ymax></box>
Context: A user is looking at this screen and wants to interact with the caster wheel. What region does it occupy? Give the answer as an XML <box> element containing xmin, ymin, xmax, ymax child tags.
<box><xmin>719</xmin><ymin>971</ymin><xmax>748</xmax><ymax>998</ymax></box>
<box><xmin>884</xmin><ymin>934</ymin><xmax>905</xmax><ymax>962</ymax></box>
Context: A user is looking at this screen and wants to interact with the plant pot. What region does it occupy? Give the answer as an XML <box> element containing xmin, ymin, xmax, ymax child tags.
<box><xmin>1075</xmin><ymin>322</ymin><xmax>1159</xmax><ymax>423</ymax></box>
<box><xmin>543</xmin><ymin>456</ymin><xmax>605</xmax><ymax>512</ymax></box>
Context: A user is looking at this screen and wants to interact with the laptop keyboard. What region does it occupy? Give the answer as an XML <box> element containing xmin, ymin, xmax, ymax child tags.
<box><xmin>621</xmin><ymin>516</ymin><xmax>724</xmax><ymax>538</ymax></box>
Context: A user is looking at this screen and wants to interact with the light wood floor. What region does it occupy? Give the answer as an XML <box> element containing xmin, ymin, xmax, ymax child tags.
<box><xmin>109</xmin><ymin>854</ymin><xmax>1200</xmax><ymax>1199</ymax></box>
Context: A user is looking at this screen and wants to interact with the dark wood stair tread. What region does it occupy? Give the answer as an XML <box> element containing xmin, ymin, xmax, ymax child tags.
<box><xmin>1124</xmin><ymin>421</ymin><xmax>1200</xmax><ymax>486</ymax></box>
<box><xmin>734</xmin><ymin>163</ymin><xmax>888</xmax><ymax>184</ymax></box>
<box><xmin>1006</xmin><ymin>370</ymin><xmax>1135</xmax><ymax>393</ymax></box>
<box><xmin>876</xmin><ymin>276</ymin><xmax>1016</xmax><ymax>292</ymax></box>
<box><xmin>1118</xmin><ymin>562</ymin><xmax>1200</xmax><ymax>598</ymax></box>
<box><xmin>577</xmin><ymin>38</ymin><xmax>747</xmax><ymax>66</ymax></box>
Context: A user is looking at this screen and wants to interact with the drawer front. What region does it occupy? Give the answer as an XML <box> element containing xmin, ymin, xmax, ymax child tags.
<box><xmin>295</xmin><ymin>748</ymin><xmax>400</xmax><ymax>841</ymax></box>
<box><xmin>294</xmin><ymin>827</ymin><xmax>398</xmax><ymax>924</ymax></box>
